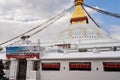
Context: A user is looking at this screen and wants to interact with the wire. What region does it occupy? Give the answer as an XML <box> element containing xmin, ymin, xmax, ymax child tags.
<box><xmin>82</xmin><ymin>5</ymin><xmax>101</xmax><ymax>28</ymax></box>
<box><xmin>0</xmin><ymin>5</ymin><xmax>74</xmax><ymax>46</ymax></box>
<box><xmin>29</xmin><ymin>5</ymin><xmax>74</xmax><ymax>37</ymax></box>
<box><xmin>83</xmin><ymin>3</ymin><xmax>120</xmax><ymax>19</ymax></box>
<box><xmin>2</xmin><ymin>2</ymin><xmax>120</xmax><ymax>46</ymax></box>
<box><xmin>82</xmin><ymin>5</ymin><xmax>116</xmax><ymax>39</ymax></box>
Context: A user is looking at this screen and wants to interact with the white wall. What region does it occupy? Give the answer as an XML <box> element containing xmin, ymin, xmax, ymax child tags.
<box><xmin>40</xmin><ymin>59</ymin><xmax>120</xmax><ymax>80</ymax></box>
<box><xmin>26</xmin><ymin>59</ymin><xmax>40</xmax><ymax>80</ymax></box>
<box><xmin>9</xmin><ymin>59</ymin><xmax>18</xmax><ymax>80</ymax></box>
<box><xmin>7</xmin><ymin>58</ymin><xmax>120</xmax><ymax>80</ymax></box>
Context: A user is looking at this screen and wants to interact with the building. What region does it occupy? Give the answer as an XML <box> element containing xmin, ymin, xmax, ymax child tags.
<box><xmin>3</xmin><ymin>0</ymin><xmax>120</xmax><ymax>80</ymax></box>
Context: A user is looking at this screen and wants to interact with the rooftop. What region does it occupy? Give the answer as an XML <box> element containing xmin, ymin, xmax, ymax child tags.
<box><xmin>41</xmin><ymin>50</ymin><xmax>120</xmax><ymax>60</ymax></box>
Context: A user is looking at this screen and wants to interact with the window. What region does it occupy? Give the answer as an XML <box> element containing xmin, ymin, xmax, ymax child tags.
<box><xmin>69</xmin><ymin>62</ymin><xmax>91</xmax><ymax>71</ymax></box>
<box><xmin>103</xmin><ymin>62</ymin><xmax>120</xmax><ymax>71</ymax></box>
<box><xmin>33</xmin><ymin>61</ymin><xmax>40</xmax><ymax>71</ymax></box>
<box><xmin>42</xmin><ymin>63</ymin><xmax>60</xmax><ymax>71</ymax></box>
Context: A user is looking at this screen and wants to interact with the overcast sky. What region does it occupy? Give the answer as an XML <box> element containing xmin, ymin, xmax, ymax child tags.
<box><xmin>0</xmin><ymin>0</ymin><xmax>120</xmax><ymax>47</ymax></box>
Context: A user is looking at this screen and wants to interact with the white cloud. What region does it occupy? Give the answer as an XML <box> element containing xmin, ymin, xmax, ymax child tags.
<box><xmin>85</xmin><ymin>6</ymin><xmax>102</xmax><ymax>14</ymax></box>
<box><xmin>28</xmin><ymin>12</ymin><xmax>72</xmax><ymax>42</ymax></box>
<box><xmin>0</xmin><ymin>12</ymin><xmax>72</xmax><ymax>46</ymax></box>
<box><xmin>85</xmin><ymin>7</ymin><xmax>96</xmax><ymax>14</ymax></box>
<box><xmin>0</xmin><ymin>0</ymin><xmax>74</xmax><ymax>46</ymax></box>
<box><xmin>0</xmin><ymin>21</ymin><xmax>39</xmax><ymax>43</ymax></box>
<box><xmin>110</xmin><ymin>25</ymin><xmax>120</xmax><ymax>33</ymax></box>
<box><xmin>0</xmin><ymin>0</ymin><xmax>119</xmax><ymax>47</ymax></box>
<box><xmin>84</xmin><ymin>6</ymin><xmax>105</xmax><ymax>25</ymax></box>
<box><xmin>0</xmin><ymin>0</ymin><xmax>73</xmax><ymax>22</ymax></box>
<box><xmin>110</xmin><ymin>25</ymin><xmax>120</xmax><ymax>39</ymax></box>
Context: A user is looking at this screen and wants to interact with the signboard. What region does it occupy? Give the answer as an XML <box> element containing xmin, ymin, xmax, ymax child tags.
<box><xmin>6</xmin><ymin>46</ymin><xmax>40</xmax><ymax>59</ymax></box>
<box><xmin>103</xmin><ymin>62</ymin><xmax>120</xmax><ymax>71</ymax></box>
<box><xmin>69</xmin><ymin>62</ymin><xmax>91</xmax><ymax>71</ymax></box>
<box><xmin>42</xmin><ymin>63</ymin><xmax>60</xmax><ymax>71</ymax></box>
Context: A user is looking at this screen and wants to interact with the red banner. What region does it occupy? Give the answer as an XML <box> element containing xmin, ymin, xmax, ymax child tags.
<box><xmin>6</xmin><ymin>53</ymin><xmax>39</xmax><ymax>59</ymax></box>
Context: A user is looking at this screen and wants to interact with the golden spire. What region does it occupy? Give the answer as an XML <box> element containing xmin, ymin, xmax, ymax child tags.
<box><xmin>75</xmin><ymin>0</ymin><xmax>84</xmax><ymax>5</ymax></box>
<box><xmin>70</xmin><ymin>0</ymin><xmax>88</xmax><ymax>24</ymax></box>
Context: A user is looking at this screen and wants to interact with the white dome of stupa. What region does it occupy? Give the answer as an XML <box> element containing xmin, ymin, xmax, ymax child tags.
<box><xmin>55</xmin><ymin>23</ymin><xmax>111</xmax><ymax>41</ymax></box>
<box><xmin>53</xmin><ymin>0</ymin><xmax>114</xmax><ymax>43</ymax></box>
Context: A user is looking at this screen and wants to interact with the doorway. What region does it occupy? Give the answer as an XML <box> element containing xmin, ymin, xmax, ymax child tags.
<box><xmin>17</xmin><ymin>59</ymin><xmax>27</xmax><ymax>80</ymax></box>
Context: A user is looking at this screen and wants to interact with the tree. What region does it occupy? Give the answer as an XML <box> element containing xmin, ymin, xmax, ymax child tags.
<box><xmin>0</xmin><ymin>59</ymin><xmax>8</xmax><ymax>80</ymax></box>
